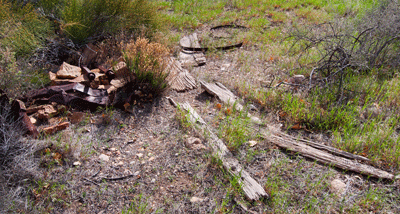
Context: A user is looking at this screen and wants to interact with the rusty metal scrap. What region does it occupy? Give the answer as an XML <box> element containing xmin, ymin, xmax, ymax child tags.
<box><xmin>23</xmin><ymin>83</ymin><xmax>110</xmax><ymax>110</ymax></box>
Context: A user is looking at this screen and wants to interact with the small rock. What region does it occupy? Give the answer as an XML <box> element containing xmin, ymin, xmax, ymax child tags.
<box><xmin>110</xmin><ymin>147</ymin><xmax>117</xmax><ymax>152</ymax></box>
<box><xmin>186</xmin><ymin>137</ymin><xmax>207</xmax><ymax>150</ymax></box>
<box><xmin>151</xmin><ymin>178</ymin><xmax>156</xmax><ymax>183</ymax></box>
<box><xmin>29</xmin><ymin>116</ymin><xmax>38</xmax><ymax>125</ymax></box>
<box><xmin>287</xmin><ymin>74</ymin><xmax>305</xmax><ymax>84</ymax></box>
<box><xmin>248</xmin><ymin>140</ymin><xmax>258</xmax><ymax>147</ymax></box>
<box><xmin>129</xmin><ymin>161</ymin><xmax>135</xmax><ymax>165</ymax></box>
<box><xmin>73</xmin><ymin>161</ymin><xmax>81</xmax><ymax>166</ymax></box>
<box><xmin>136</xmin><ymin>153</ymin><xmax>143</xmax><ymax>158</ymax></box>
<box><xmin>134</xmin><ymin>171</ymin><xmax>140</xmax><ymax>176</ymax></box>
<box><xmin>190</xmin><ymin>197</ymin><xmax>204</xmax><ymax>203</ymax></box>
<box><xmin>99</xmin><ymin>154</ymin><xmax>110</xmax><ymax>162</ymax></box>
<box><xmin>330</xmin><ymin>179</ymin><xmax>346</xmax><ymax>195</ymax></box>
<box><xmin>148</xmin><ymin>157</ymin><xmax>155</xmax><ymax>161</ymax></box>
<box><xmin>116</xmin><ymin>161</ymin><xmax>124</xmax><ymax>166</ymax></box>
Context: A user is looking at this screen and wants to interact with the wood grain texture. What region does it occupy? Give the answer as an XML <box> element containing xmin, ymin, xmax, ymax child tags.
<box><xmin>266</xmin><ymin>132</ymin><xmax>394</xmax><ymax>180</ymax></box>
<box><xmin>178</xmin><ymin>101</ymin><xmax>268</xmax><ymax>200</ymax></box>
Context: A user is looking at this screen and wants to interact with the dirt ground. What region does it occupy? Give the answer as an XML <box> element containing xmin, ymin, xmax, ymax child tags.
<box><xmin>9</xmin><ymin>27</ymin><xmax>399</xmax><ymax>213</ymax></box>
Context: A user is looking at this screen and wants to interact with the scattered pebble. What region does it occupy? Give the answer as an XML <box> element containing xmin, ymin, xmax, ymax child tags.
<box><xmin>151</xmin><ymin>178</ymin><xmax>156</xmax><ymax>183</ymax></box>
<box><xmin>73</xmin><ymin>161</ymin><xmax>81</xmax><ymax>166</ymax></box>
<box><xmin>330</xmin><ymin>179</ymin><xmax>346</xmax><ymax>195</ymax></box>
<box><xmin>99</xmin><ymin>154</ymin><xmax>110</xmax><ymax>162</ymax></box>
<box><xmin>190</xmin><ymin>197</ymin><xmax>204</xmax><ymax>203</ymax></box>
<box><xmin>134</xmin><ymin>171</ymin><xmax>140</xmax><ymax>176</ymax></box>
<box><xmin>248</xmin><ymin>140</ymin><xmax>258</xmax><ymax>147</ymax></box>
<box><xmin>136</xmin><ymin>153</ymin><xmax>143</xmax><ymax>158</ymax></box>
<box><xmin>148</xmin><ymin>157</ymin><xmax>155</xmax><ymax>161</ymax></box>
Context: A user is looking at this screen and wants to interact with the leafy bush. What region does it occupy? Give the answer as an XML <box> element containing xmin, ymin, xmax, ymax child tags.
<box><xmin>123</xmin><ymin>37</ymin><xmax>170</xmax><ymax>94</ymax></box>
<box><xmin>61</xmin><ymin>0</ymin><xmax>162</xmax><ymax>43</ymax></box>
<box><xmin>290</xmin><ymin>0</ymin><xmax>400</xmax><ymax>99</ymax></box>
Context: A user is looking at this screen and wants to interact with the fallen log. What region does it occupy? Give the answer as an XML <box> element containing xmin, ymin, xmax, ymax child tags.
<box><xmin>171</xmin><ymin>99</ymin><xmax>268</xmax><ymax>200</ymax></box>
<box><xmin>265</xmin><ymin>131</ymin><xmax>394</xmax><ymax>180</ymax></box>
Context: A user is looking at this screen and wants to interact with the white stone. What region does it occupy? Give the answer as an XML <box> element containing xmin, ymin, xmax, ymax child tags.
<box><xmin>99</xmin><ymin>154</ymin><xmax>110</xmax><ymax>162</ymax></box>
<box><xmin>190</xmin><ymin>197</ymin><xmax>204</xmax><ymax>203</ymax></box>
<box><xmin>248</xmin><ymin>140</ymin><xmax>258</xmax><ymax>147</ymax></box>
<box><xmin>330</xmin><ymin>179</ymin><xmax>346</xmax><ymax>195</ymax></box>
<box><xmin>136</xmin><ymin>153</ymin><xmax>143</xmax><ymax>158</ymax></box>
<box><xmin>73</xmin><ymin>161</ymin><xmax>81</xmax><ymax>166</ymax></box>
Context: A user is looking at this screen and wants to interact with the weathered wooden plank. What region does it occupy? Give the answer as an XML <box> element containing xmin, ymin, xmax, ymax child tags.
<box><xmin>274</xmin><ymin>131</ymin><xmax>371</xmax><ymax>162</ymax></box>
<box><xmin>266</xmin><ymin>132</ymin><xmax>394</xmax><ymax>180</ymax></box>
<box><xmin>200</xmin><ymin>80</ymin><xmax>262</xmax><ymax>124</ymax></box>
<box><xmin>177</xmin><ymin>101</ymin><xmax>268</xmax><ymax>200</ymax></box>
<box><xmin>179</xmin><ymin>33</ymin><xmax>206</xmax><ymax>67</ymax></box>
<box><xmin>166</xmin><ymin>58</ymin><xmax>197</xmax><ymax>91</ymax></box>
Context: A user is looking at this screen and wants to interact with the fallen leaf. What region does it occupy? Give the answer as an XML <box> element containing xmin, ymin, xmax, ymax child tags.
<box><xmin>291</xmin><ymin>123</ymin><xmax>302</xmax><ymax>130</ymax></box>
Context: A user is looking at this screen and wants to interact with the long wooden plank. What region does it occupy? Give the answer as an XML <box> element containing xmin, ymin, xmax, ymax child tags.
<box><xmin>176</xmin><ymin>101</ymin><xmax>268</xmax><ymax>200</ymax></box>
<box><xmin>200</xmin><ymin>80</ymin><xmax>371</xmax><ymax>162</ymax></box>
<box><xmin>274</xmin><ymin>132</ymin><xmax>371</xmax><ymax>162</ymax></box>
<box><xmin>266</xmin><ymin>132</ymin><xmax>394</xmax><ymax>180</ymax></box>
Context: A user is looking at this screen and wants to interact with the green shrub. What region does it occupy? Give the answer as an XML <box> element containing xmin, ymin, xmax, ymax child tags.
<box><xmin>61</xmin><ymin>0</ymin><xmax>162</xmax><ymax>43</ymax></box>
<box><xmin>123</xmin><ymin>37</ymin><xmax>170</xmax><ymax>94</ymax></box>
<box><xmin>0</xmin><ymin>0</ymin><xmax>52</xmax><ymax>57</ymax></box>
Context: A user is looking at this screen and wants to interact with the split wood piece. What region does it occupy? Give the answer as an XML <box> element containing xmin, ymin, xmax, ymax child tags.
<box><xmin>165</xmin><ymin>58</ymin><xmax>197</xmax><ymax>91</ymax></box>
<box><xmin>41</xmin><ymin>122</ymin><xmax>70</xmax><ymax>135</ymax></box>
<box><xmin>200</xmin><ymin>80</ymin><xmax>261</xmax><ymax>124</ymax></box>
<box><xmin>179</xmin><ymin>33</ymin><xmax>206</xmax><ymax>67</ymax></box>
<box><xmin>81</xmin><ymin>43</ymin><xmax>99</xmax><ymax>66</ymax></box>
<box><xmin>56</xmin><ymin>62</ymin><xmax>82</xmax><ymax>79</ymax></box>
<box><xmin>175</xmin><ymin>100</ymin><xmax>268</xmax><ymax>200</ymax></box>
<box><xmin>11</xmin><ymin>99</ymin><xmax>39</xmax><ymax>138</ymax></box>
<box><xmin>266</xmin><ymin>132</ymin><xmax>394</xmax><ymax>180</ymax></box>
<box><xmin>273</xmin><ymin>131</ymin><xmax>371</xmax><ymax>162</ymax></box>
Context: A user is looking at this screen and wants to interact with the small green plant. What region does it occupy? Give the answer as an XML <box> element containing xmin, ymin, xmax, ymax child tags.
<box><xmin>61</xmin><ymin>0</ymin><xmax>162</xmax><ymax>43</ymax></box>
<box><xmin>122</xmin><ymin>193</ymin><xmax>151</xmax><ymax>214</ymax></box>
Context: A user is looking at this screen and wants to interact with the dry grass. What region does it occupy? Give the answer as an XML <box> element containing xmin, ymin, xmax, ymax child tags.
<box><xmin>123</xmin><ymin>37</ymin><xmax>171</xmax><ymax>95</ymax></box>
